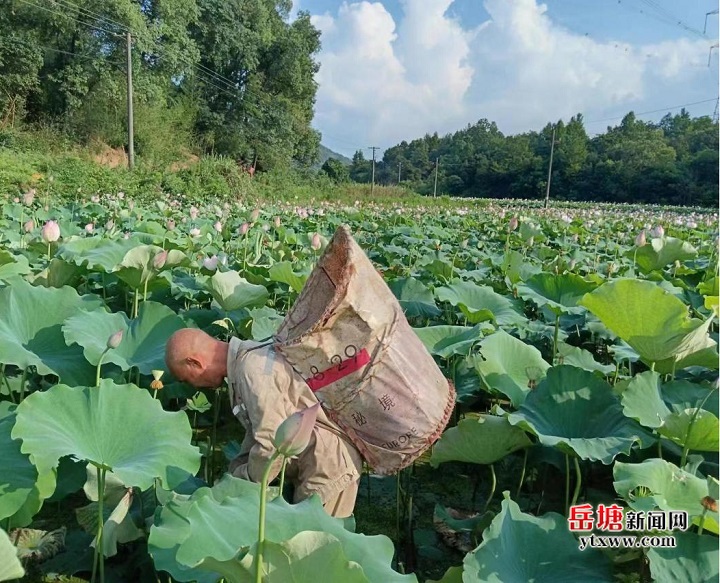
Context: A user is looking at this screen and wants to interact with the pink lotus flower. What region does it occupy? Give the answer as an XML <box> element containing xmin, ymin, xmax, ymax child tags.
<box><xmin>23</xmin><ymin>219</ymin><xmax>34</xmax><ymax>233</ymax></box>
<box><xmin>213</xmin><ymin>221</ymin><xmax>223</xmax><ymax>233</ymax></box>
<box><xmin>508</xmin><ymin>216</ymin><xmax>519</xmax><ymax>232</ymax></box>
<box><xmin>107</xmin><ymin>329</ymin><xmax>124</xmax><ymax>349</ymax></box>
<box><xmin>91</xmin><ymin>195</ymin><xmax>100</xmax><ymax>204</ymax></box>
<box><xmin>166</xmin><ymin>219</ymin><xmax>176</xmax><ymax>231</ymax></box>
<box><xmin>23</xmin><ymin>189</ymin><xmax>35</xmax><ymax>206</ymax></box>
<box><xmin>272</xmin><ymin>403</ymin><xmax>321</xmax><ymax>457</ymax></box>
<box><xmin>202</xmin><ymin>255</ymin><xmax>218</xmax><ymax>271</ymax></box>
<box><xmin>85</xmin><ymin>223</ymin><xmax>94</xmax><ymax>234</ymax></box>
<box><xmin>650</xmin><ymin>225</ymin><xmax>664</xmax><ymax>238</ymax></box>
<box><xmin>311</xmin><ymin>232</ymin><xmax>321</xmax><ymax>251</ymax></box>
<box><xmin>153</xmin><ymin>250</ymin><xmax>168</xmax><ymax>269</ymax></box>
<box><xmin>238</xmin><ymin>222</ymin><xmax>249</xmax><ymax>236</ymax></box>
<box><xmin>42</xmin><ymin>220</ymin><xmax>60</xmax><ymax>242</ymax></box>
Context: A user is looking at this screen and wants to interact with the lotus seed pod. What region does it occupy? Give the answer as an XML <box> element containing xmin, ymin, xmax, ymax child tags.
<box><xmin>42</xmin><ymin>220</ymin><xmax>60</xmax><ymax>243</ymax></box>
<box><xmin>272</xmin><ymin>403</ymin><xmax>321</xmax><ymax>457</ymax></box>
<box><xmin>107</xmin><ymin>329</ymin><xmax>124</xmax><ymax>349</ymax></box>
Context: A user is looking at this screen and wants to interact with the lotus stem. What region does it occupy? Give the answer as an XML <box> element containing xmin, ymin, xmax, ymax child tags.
<box><xmin>680</xmin><ymin>388</ymin><xmax>717</xmax><ymax>468</ymax></box>
<box><xmin>516</xmin><ymin>449</ymin><xmax>528</xmax><ymax>500</ymax></box>
<box><xmin>18</xmin><ymin>368</ymin><xmax>27</xmax><ymax>402</ymax></box>
<box><xmin>47</xmin><ymin>242</ymin><xmax>51</xmax><ymax>262</ymax></box>
<box><xmin>91</xmin><ymin>465</ymin><xmax>107</xmax><ymax>583</ymax></box>
<box><xmin>482</xmin><ymin>464</ymin><xmax>497</xmax><ymax>514</ymax></box>
<box><xmin>143</xmin><ymin>277</ymin><xmax>149</xmax><ymax>303</ymax></box>
<box><xmin>571</xmin><ymin>456</ymin><xmax>582</xmax><ymax>508</ymax></box>
<box><xmin>210</xmin><ymin>388</ymin><xmax>221</xmax><ymax>485</ymax></box>
<box><xmin>278</xmin><ymin>457</ymin><xmax>288</xmax><ymax>496</ymax></box>
<box><xmin>96</xmin><ymin>348</ymin><xmax>110</xmax><ymax>387</ymax></box>
<box><xmin>698</xmin><ymin>508</ymin><xmax>707</xmax><ymax>536</ymax></box>
<box><xmin>256</xmin><ymin>450</ymin><xmax>281</xmax><ymax>583</ymax></box>
<box><xmin>133</xmin><ymin>288</ymin><xmax>140</xmax><ymax>319</ymax></box>
<box><xmin>565</xmin><ymin>454</ymin><xmax>570</xmax><ymax>515</ymax></box>
<box><xmin>553</xmin><ymin>314</ymin><xmax>560</xmax><ymax>365</ymax></box>
<box><xmin>1</xmin><ymin>365</ymin><xmax>16</xmax><ymax>405</ymax></box>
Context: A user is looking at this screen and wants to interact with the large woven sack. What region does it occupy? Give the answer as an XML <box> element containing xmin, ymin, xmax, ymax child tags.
<box><xmin>274</xmin><ymin>225</ymin><xmax>455</xmax><ymax>475</ymax></box>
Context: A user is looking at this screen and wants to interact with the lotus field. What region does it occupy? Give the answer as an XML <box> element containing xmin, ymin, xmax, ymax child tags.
<box><xmin>0</xmin><ymin>189</ymin><xmax>718</xmax><ymax>583</ymax></box>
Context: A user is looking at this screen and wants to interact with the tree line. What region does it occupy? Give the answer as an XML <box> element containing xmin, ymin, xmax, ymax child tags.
<box><xmin>0</xmin><ymin>0</ymin><xmax>320</xmax><ymax>169</ymax></box>
<box><xmin>335</xmin><ymin>111</ymin><xmax>718</xmax><ymax>207</ymax></box>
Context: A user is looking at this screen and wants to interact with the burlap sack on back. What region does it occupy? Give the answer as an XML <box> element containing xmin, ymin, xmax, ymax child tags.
<box><xmin>274</xmin><ymin>225</ymin><xmax>455</xmax><ymax>475</ymax></box>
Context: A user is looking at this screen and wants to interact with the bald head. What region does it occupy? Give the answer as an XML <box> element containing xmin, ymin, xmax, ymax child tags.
<box><xmin>166</xmin><ymin>328</ymin><xmax>229</xmax><ymax>388</ymax></box>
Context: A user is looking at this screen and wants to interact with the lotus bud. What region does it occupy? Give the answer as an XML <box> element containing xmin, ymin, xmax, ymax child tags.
<box><xmin>651</xmin><ymin>225</ymin><xmax>664</xmax><ymax>238</ymax></box>
<box><xmin>23</xmin><ymin>189</ymin><xmax>36</xmax><ymax>206</ymax></box>
<box><xmin>508</xmin><ymin>216</ymin><xmax>519</xmax><ymax>232</ymax></box>
<box><xmin>311</xmin><ymin>232</ymin><xmax>321</xmax><ymax>251</ymax></box>
<box><xmin>202</xmin><ymin>255</ymin><xmax>218</xmax><ymax>271</ymax></box>
<box><xmin>123</xmin><ymin>232</ymin><xmax>130</xmax><ymax>239</ymax></box>
<box><xmin>13</xmin><ymin>197</ymin><xmax>19</xmax><ymax>203</ymax></box>
<box><xmin>166</xmin><ymin>219</ymin><xmax>176</xmax><ymax>231</ymax></box>
<box><xmin>273</xmin><ymin>216</ymin><xmax>281</xmax><ymax>229</ymax></box>
<box><xmin>189</xmin><ymin>227</ymin><xmax>201</xmax><ymax>237</ymax></box>
<box><xmin>105</xmin><ymin>219</ymin><xmax>115</xmax><ymax>231</ymax></box>
<box><xmin>460</xmin><ymin>239</ymin><xmax>468</xmax><ymax>249</ymax></box>
<box><xmin>213</xmin><ymin>220</ymin><xmax>223</xmax><ymax>232</ymax></box>
<box><xmin>525</xmin><ymin>236</ymin><xmax>534</xmax><ymax>247</ymax></box>
<box><xmin>239</xmin><ymin>222</ymin><xmax>250</xmax><ymax>236</ymax></box>
<box><xmin>85</xmin><ymin>223</ymin><xmax>94</xmax><ymax>234</ymax></box>
<box><xmin>251</xmin><ymin>209</ymin><xmax>260</xmax><ymax>222</ymax></box>
<box><xmin>42</xmin><ymin>220</ymin><xmax>61</xmax><ymax>242</ymax></box>
<box><xmin>91</xmin><ymin>195</ymin><xmax>100</xmax><ymax>203</ymax></box>
<box><xmin>117</xmin><ymin>191</ymin><xmax>125</xmax><ymax>199</ymax></box>
<box><xmin>107</xmin><ymin>329</ymin><xmax>124</xmax><ymax>349</ymax></box>
<box><xmin>153</xmin><ymin>250</ymin><xmax>168</xmax><ymax>270</ymax></box>
<box><xmin>272</xmin><ymin>403</ymin><xmax>321</xmax><ymax>457</ymax></box>
<box><xmin>23</xmin><ymin>219</ymin><xmax>35</xmax><ymax>233</ymax></box>
<box><xmin>635</xmin><ymin>230</ymin><xmax>646</xmax><ymax>247</ymax></box>
<box><xmin>128</xmin><ymin>199</ymin><xmax>135</xmax><ymax>211</ymax></box>
<box><xmin>190</xmin><ymin>206</ymin><xmax>199</xmax><ymax>220</ymax></box>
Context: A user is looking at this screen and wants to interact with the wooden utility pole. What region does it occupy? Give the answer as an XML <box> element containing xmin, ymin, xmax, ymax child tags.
<box><xmin>397</xmin><ymin>162</ymin><xmax>402</xmax><ymax>184</ymax></box>
<box><xmin>433</xmin><ymin>157</ymin><xmax>439</xmax><ymax>197</ymax></box>
<box><xmin>543</xmin><ymin>127</ymin><xmax>557</xmax><ymax>209</ymax></box>
<box><xmin>126</xmin><ymin>32</ymin><xmax>135</xmax><ymax>170</ymax></box>
<box><xmin>368</xmin><ymin>146</ymin><xmax>379</xmax><ymax>195</ymax></box>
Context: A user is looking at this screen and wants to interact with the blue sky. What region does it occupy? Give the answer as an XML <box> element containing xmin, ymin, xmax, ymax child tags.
<box><xmin>291</xmin><ymin>0</ymin><xmax>719</xmax><ymax>157</ymax></box>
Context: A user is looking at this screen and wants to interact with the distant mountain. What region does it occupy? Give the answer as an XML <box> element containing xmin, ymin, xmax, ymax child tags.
<box><xmin>316</xmin><ymin>144</ymin><xmax>351</xmax><ymax>168</ymax></box>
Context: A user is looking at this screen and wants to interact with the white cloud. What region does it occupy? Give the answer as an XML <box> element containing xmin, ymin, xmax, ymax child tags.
<box><xmin>311</xmin><ymin>0</ymin><xmax>717</xmax><ymax>154</ymax></box>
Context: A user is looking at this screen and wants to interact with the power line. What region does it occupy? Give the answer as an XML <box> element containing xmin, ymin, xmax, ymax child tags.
<box><xmin>51</xmin><ymin>0</ymin><xmax>129</xmax><ymax>33</ymax></box>
<box><xmin>613</xmin><ymin>0</ymin><xmax>707</xmax><ymax>39</ymax></box>
<box><xmin>585</xmin><ymin>98</ymin><xmax>718</xmax><ymax>125</ymax></box>
<box><xmin>636</xmin><ymin>0</ymin><xmax>707</xmax><ymax>38</ymax></box>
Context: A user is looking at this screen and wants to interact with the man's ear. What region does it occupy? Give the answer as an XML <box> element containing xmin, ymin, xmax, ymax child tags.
<box><xmin>185</xmin><ymin>356</ymin><xmax>203</xmax><ymax>370</ymax></box>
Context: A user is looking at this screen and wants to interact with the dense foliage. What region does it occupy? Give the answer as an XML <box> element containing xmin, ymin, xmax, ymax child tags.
<box><xmin>351</xmin><ymin>111</ymin><xmax>719</xmax><ymax>207</ymax></box>
<box><xmin>0</xmin><ymin>169</ymin><xmax>717</xmax><ymax>580</ymax></box>
<box><xmin>0</xmin><ymin>0</ymin><xmax>321</xmax><ymax>168</ymax></box>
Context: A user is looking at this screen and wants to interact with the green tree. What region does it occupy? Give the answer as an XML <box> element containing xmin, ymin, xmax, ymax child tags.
<box><xmin>320</xmin><ymin>157</ymin><xmax>350</xmax><ymax>182</ymax></box>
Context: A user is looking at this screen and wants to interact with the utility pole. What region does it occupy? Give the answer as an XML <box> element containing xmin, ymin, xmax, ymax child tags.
<box><xmin>126</xmin><ymin>32</ymin><xmax>135</xmax><ymax>170</ymax></box>
<box><xmin>704</xmin><ymin>9</ymin><xmax>718</xmax><ymax>35</ymax></box>
<box><xmin>368</xmin><ymin>146</ymin><xmax>379</xmax><ymax>195</ymax></box>
<box><xmin>543</xmin><ymin>127</ymin><xmax>557</xmax><ymax>209</ymax></box>
<box><xmin>433</xmin><ymin>157</ymin><xmax>439</xmax><ymax>197</ymax></box>
<box><xmin>397</xmin><ymin>162</ymin><xmax>402</xmax><ymax>184</ymax></box>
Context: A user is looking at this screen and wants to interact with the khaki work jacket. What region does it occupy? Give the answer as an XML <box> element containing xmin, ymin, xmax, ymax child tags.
<box><xmin>226</xmin><ymin>337</ymin><xmax>363</xmax><ymax>505</ymax></box>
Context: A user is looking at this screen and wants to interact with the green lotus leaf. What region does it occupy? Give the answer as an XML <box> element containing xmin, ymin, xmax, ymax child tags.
<box><xmin>0</xmin><ymin>279</ymin><xmax>102</xmax><ymax>385</ymax></box>
<box><xmin>580</xmin><ymin>279</ymin><xmax>717</xmax><ymax>372</ymax></box>
<box><xmin>57</xmin><ymin>236</ymin><xmax>138</xmax><ymax>272</ymax></box>
<box><xmin>621</xmin><ymin>371</ymin><xmax>671</xmax><ymax>428</ymax></box>
<box><xmin>12</xmin><ymin>381</ymin><xmax>200</xmax><ymax>491</ymax></box>
<box><xmin>0</xmin><ymin>249</ymin><xmax>30</xmax><ymax>281</ymax></box>
<box><xmin>430</xmin><ymin>414</ymin><xmax>532</xmax><ymax>467</ymax></box>
<box><xmin>388</xmin><ymin>277</ymin><xmax>442</xmax><ymax>318</ymax></box>
<box><xmin>27</xmin><ymin>258</ymin><xmax>83</xmax><ymax>289</ymax></box>
<box><xmin>648</xmin><ymin>532</ymin><xmax>719</xmax><ymax>583</ymax></box>
<box><xmin>508</xmin><ymin>365</ymin><xmax>648</xmax><ymax>463</ymax></box>
<box><xmin>426</xmin><ymin>566</ymin><xmax>463</xmax><ymax>583</ymax></box>
<box><xmin>630</xmin><ymin>236</ymin><xmax>697</xmax><ymax>273</ymax></box>
<box><xmin>412</xmin><ymin>325</ymin><xmax>488</xmax><ymax>358</ymax></box>
<box><xmin>659</xmin><ymin>409</ymin><xmax>719</xmax><ymax>452</ymax></box>
<box><xmin>76</xmin><ymin>488</ymin><xmax>143</xmax><ymax>557</ymax></box>
<box><xmin>248</xmin><ymin>306</ymin><xmax>284</xmax><ymax>341</ymax></box>
<box><xmin>556</xmin><ymin>342</ymin><xmax>615</xmax><ymax>375</ymax></box>
<box><xmin>207</xmin><ymin>271</ymin><xmax>269</xmax><ymax>312</ymax></box>
<box><xmin>433</xmin><ymin>505</ymin><xmax>495</xmax><ymax>535</ymax></box>
<box><xmin>471</xmin><ymin>330</ymin><xmax>550</xmax><ymax>408</ymax></box>
<box><xmin>148</xmin><ymin>475</ymin><xmax>415</xmax><ymax>583</ymax></box>
<box><xmin>435</xmin><ymin>281</ymin><xmax>526</xmax><ymax>326</ymax></box>
<box><xmin>226</xmin><ymin>531</ymin><xmax>371</xmax><ymax>583</ymax></box>
<box><xmin>115</xmin><ymin>245</ymin><xmax>188</xmax><ymax>288</ymax></box>
<box><xmin>613</xmin><ymin>459</ymin><xmax>719</xmax><ymax>534</ymax></box>
<box><xmin>268</xmin><ymin>261</ymin><xmax>311</xmax><ymax>293</ymax></box>
<box><xmin>63</xmin><ymin>301</ymin><xmax>187</xmax><ymax>374</ymax></box>
<box><xmin>502</xmin><ymin>250</ymin><xmax>543</xmax><ymax>284</ymax></box>
<box><xmin>0</xmin><ymin>415</ymin><xmax>40</xmax><ymax>522</ymax></box>
<box><xmin>517</xmin><ymin>272</ymin><xmax>597</xmax><ymax>316</ymax></box>
<box><xmin>0</xmin><ymin>528</ymin><xmax>24</xmax><ymax>581</ymax></box>
<box><xmin>462</xmin><ymin>492</ymin><xmax>612</xmax><ymax>583</ymax></box>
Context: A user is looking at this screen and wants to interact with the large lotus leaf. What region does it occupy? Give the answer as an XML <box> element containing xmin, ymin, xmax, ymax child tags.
<box><xmin>207</xmin><ymin>271</ymin><xmax>269</xmax><ymax>312</ymax></box>
<box><xmin>12</xmin><ymin>381</ymin><xmax>200</xmax><ymax>491</ymax></box>
<box><xmin>517</xmin><ymin>272</ymin><xmax>597</xmax><ymax>316</ymax></box>
<box><xmin>57</xmin><ymin>236</ymin><xmax>139</xmax><ymax>272</ymax></box>
<box><xmin>0</xmin><ymin>249</ymin><xmax>30</xmax><ymax>281</ymax></box>
<box><xmin>388</xmin><ymin>277</ymin><xmax>442</xmax><ymax>318</ymax></box>
<box><xmin>471</xmin><ymin>330</ymin><xmax>550</xmax><ymax>408</ymax></box>
<box><xmin>26</xmin><ymin>258</ymin><xmax>83</xmax><ymax>289</ymax></box>
<box><xmin>148</xmin><ymin>475</ymin><xmax>415</xmax><ymax>583</ymax></box>
<box><xmin>215</xmin><ymin>531</ymin><xmax>370</xmax><ymax>583</ymax></box>
<box><xmin>115</xmin><ymin>245</ymin><xmax>188</xmax><ymax>289</ymax></box>
<box><xmin>613</xmin><ymin>459</ymin><xmax>719</xmax><ymax>534</ymax></box>
<box><xmin>462</xmin><ymin>492</ymin><xmax>612</xmax><ymax>583</ymax></box>
<box><xmin>631</xmin><ymin>236</ymin><xmax>697</xmax><ymax>273</ymax></box>
<box><xmin>556</xmin><ymin>342</ymin><xmax>615</xmax><ymax>375</ymax></box>
<box><xmin>621</xmin><ymin>371</ymin><xmax>671</xmax><ymax>428</ymax></box>
<box><xmin>648</xmin><ymin>532</ymin><xmax>719</xmax><ymax>583</ymax></box>
<box><xmin>0</xmin><ymin>415</ymin><xmax>39</xmax><ymax>521</ymax></box>
<box><xmin>435</xmin><ymin>282</ymin><xmax>526</xmax><ymax>326</ymax></box>
<box><xmin>426</xmin><ymin>566</ymin><xmax>463</xmax><ymax>583</ymax></box>
<box><xmin>76</xmin><ymin>488</ymin><xmax>143</xmax><ymax>557</ymax></box>
<box><xmin>502</xmin><ymin>250</ymin><xmax>543</xmax><ymax>284</ymax></box>
<box><xmin>430</xmin><ymin>414</ymin><xmax>532</xmax><ymax>467</ymax></box>
<box><xmin>580</xmin><ymin>279</ymin><xmax>716</xmax><ymax>371</ymax></box>
<box><xmin>0</xmin><ymin>528</ymin><xmax>24</xmax><ymax>581</ymax></box>
<box><xmin>63</xmin><ymin>301</ymin><xmax>187</xmax><ymax>374</ymax></box>
<box><xmin>248</xmin><ymin>306</ymin><xmax>284</xmax><ymax>341</ymax></box>
<box><xmin>268</xmin><ymin>261</ymin><xmax>311</xmax><ymax>293</ymax></box>
<box><xmin>508</xmin><ymin>365</ymin><xmax>648</xmax><ymax>463</ymax></box>
<box><xmin>412</xmin><ymin>325</ymin><xmax>488</xmax><ymax>358</ymax></box>
<box><xmin>659</xmin><ymin>409</ymin><xmax>719</xmax><ymax>452</ymax></box>
<box><xmin>0</xmin><ymin>279</ymin><xmax>102</xmax><ymax>385</ymax></box>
